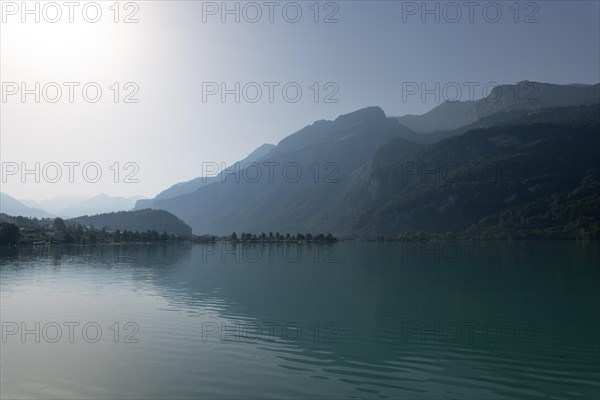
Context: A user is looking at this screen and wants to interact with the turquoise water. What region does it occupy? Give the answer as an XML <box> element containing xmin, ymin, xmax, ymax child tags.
<box><xmin>1</xmin><ymin>242</ymin><xmax>598</xmax><ymax>399</ymax></box>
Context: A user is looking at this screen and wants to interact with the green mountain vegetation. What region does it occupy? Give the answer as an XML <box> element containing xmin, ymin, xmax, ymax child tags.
<box><xmin>357</xmin><ymin>105</ymin><xmax>599</xmax><ymax>239</ymax></box>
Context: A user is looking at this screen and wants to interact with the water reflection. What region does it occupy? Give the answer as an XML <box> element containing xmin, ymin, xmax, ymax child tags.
<box><xmin>1</xmin><ymin>242</ymin><xmax>598</xmax><ymax>399</ymax></box>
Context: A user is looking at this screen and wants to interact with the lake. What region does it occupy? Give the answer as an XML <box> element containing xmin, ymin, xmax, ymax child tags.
<box><xmin>1</xmin><ymin>241</ymin><xmax>598</xmax><ymax>399</ymax></box>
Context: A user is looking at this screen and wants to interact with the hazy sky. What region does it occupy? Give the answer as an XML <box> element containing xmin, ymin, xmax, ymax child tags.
<box><xmin>1</xmin><ymin>0</ymin><xmax>599</xmax><ymax>201</ymax></box>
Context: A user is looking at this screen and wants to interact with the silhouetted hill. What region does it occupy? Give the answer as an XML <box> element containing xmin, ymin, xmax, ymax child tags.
<box><xmin>69</xmin><ymin>209</ymin><xmax>192</xmax><ymax>237</ymax></box>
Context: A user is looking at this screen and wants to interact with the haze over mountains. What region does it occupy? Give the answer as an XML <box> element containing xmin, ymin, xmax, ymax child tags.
<box><xmin>134</xmin><ymin>143</ymin><xmax>275</xmax><ymax>209</ymax></box>
<box><xmin>0</xmin><ymin>193</ymin><xmax>55</xmax><ymax>219</ymax></box>
<box><xmin>1</xmin><ymin>193</ymin><xmax>145</xmax><ymax>219</ymax></box>
<box><xmin>395</xmin><ymin>81</ymin><xmax>600</xmax><ymax>133</ymax></box>
<box><xmin>3</xmin><ymin>81</ymin><xmax>598</xmax><ymax>239</ymax></box>
<box><xmin>131</xmin><ymin>81</ymin><xmax>599</xmax><ymax>238</ymax></box>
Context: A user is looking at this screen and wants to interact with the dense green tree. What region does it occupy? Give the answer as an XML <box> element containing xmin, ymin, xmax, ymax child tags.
<box><xmin>0</xmin><ymin>222</ymin><xmax>20</xmax><ymax>245</ymax></box>
<box><xmin>53</xmin><ymin>217</ymin><xmax>67</xmax><ymax>233</ymax></box>
<box><xmin>63</xmin><ymin>233</ymin><xmax>75</xmax><ymax>244</ymax></box>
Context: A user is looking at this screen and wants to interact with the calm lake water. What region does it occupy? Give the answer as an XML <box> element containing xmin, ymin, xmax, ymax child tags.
<box><xmin>1</xmin><ymin>241</ymin><xmax>598</xmax><ymax>399</ymax></box>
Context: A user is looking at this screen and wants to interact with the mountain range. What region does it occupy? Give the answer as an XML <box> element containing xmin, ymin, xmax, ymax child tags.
<box><xmin>3</xmin><ymin>81</ymin><xmax>599</xmax><ymax>239</ymax></box>
<box><xmin>127</xmin><ymin>81</ymin><xmax>598</xmax><ymax>238</ymax></box>
<box><xmin>2</xmin><ymin>193</ymin><xmax>146</xmax><ymax>219</ymax></box>
<box><xmin>395</xmin><ymin>81</ymin><xmax>600</xmax><ymax>133</ymax></box>
<box><xmin>26</xmin><ymin>194</ymin><xmax>145</xmax><ymax>218</ymax></box>
<box><xmin>0</xmin><ymin>192</ymin><xmax>55</xmax><ymax>219</ymax></box>
<box><xmin>357</xmin><ymin>104</ymin><xmax>599</xmax><ymax>238</ymax></box>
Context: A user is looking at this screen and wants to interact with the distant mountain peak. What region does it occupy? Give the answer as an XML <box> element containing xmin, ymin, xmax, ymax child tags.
<box><xmin>335</xmin><ymin>106</ymin><xmax>386</xmax><ymax>124</ymax></box>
